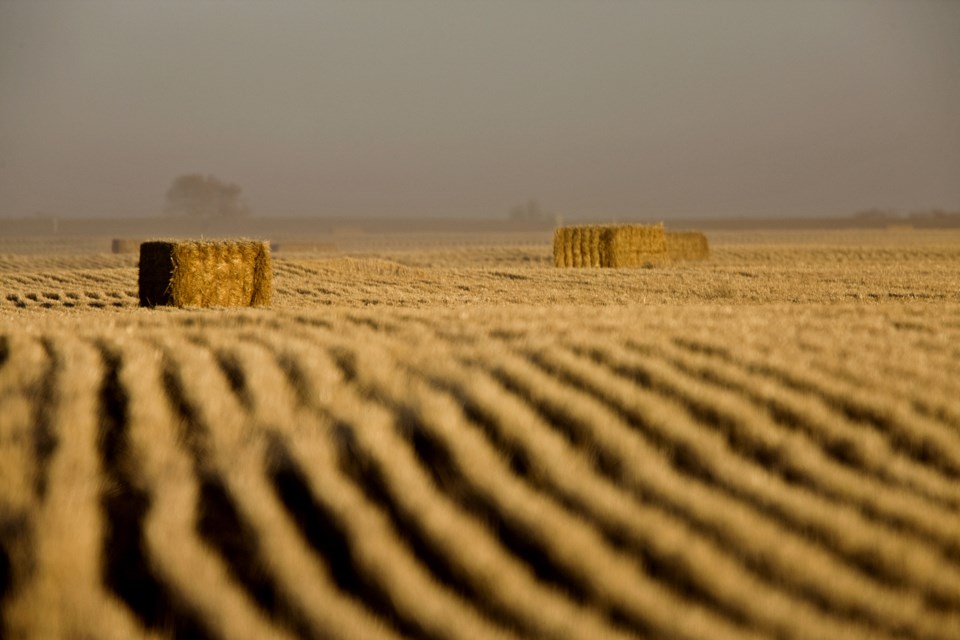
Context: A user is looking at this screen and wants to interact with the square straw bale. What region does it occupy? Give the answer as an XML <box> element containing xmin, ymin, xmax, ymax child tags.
<box><xmin>138</xmin><ymin>239</ymin><xmax>273</xmax><ymax>308</ymax></box>
<box><xmin>665</xmin><ymin>231</ymin><xmax>710</xmax><ymax>261</ymax></box>
<box><xmin>553</xmin><ymin>223</ymin><xmax>666</xmax><ymax>268</ymax></box>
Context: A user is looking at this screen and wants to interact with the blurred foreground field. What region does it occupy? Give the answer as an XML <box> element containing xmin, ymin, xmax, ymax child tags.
<box><xmin>1</xmin><ymin>229</ymin><xmax>959</xmax><ymax>639</ymax></box>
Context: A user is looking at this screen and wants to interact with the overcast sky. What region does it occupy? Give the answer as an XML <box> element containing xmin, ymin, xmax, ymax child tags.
<box><xmin>1</xmin><ymin>0</ymin><xmax>958</xmax><ymax>220</ymax></box>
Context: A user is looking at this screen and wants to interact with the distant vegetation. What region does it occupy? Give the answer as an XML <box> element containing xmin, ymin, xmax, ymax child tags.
<box><xmin>164</xmin><ymin>174</ymin><xmax>250</xmax><ymax>219</ymax></box>
<box><xmin>509</xmin><ymin>199</ymin><xmax>559</xmax><ymax>223</ymax></box>
<box><xmin>853</xmin><ymin>207</ymin><xmax>960</xmax><ymax>225</ymax></box>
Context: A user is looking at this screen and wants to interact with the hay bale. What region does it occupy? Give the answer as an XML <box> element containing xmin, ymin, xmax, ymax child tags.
<box><xmin>665</xmin><ymin>231</ymin><xmax>710</xmax><ymax>261</ymax></box>
<box><xmin>138</xmin><ymin>239</ymin><xmax>272</xmax><ymax>308</ymax></box>
<box><xmin>553</xmin><ymin>223</ymin><xmax>667</xmax><ymax>268</ymax></box>
<box><xmin>111</xmin><ymin>238</ymin><xmax>144</xmax><ymax>254</ymax></box>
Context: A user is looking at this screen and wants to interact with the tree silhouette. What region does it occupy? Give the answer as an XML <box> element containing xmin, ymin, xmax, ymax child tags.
<box><xmin>164</xmin><ymin>174</ymin><xmax>250</xmax><ymax>218</ymax></box>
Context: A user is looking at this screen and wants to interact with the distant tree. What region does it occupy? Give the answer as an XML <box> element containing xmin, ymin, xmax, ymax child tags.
<box><xmin>509</xmin><ymin>198</ymin><xmax>547</xmax><ymax>220</ymax></box>
<box><xmin>164</xmin><ymin>174</ymin><xmax>250</xmax><ymax>218</ymax></box>
<box><xmin>852</xmin><ymin>207</ymin><xmax>897</xmax><ymax>221</ymax></box>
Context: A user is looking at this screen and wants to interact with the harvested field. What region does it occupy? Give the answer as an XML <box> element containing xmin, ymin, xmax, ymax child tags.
<box><xmin>1</xmin><ymin>229</ymin><xmax>959</xmax><ymax>639</ymax></box>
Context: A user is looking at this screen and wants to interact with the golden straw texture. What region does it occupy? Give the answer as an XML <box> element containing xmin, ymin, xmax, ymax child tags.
<box><xmin>553</xmin><ymin>224</ymin><xmax>667</xmax><ymax>268</ymax></box>
<box><xmin>666</xmin><ymin>231</ymin><xmax>710</xmax><ymax>261</ymax></box>
<box><xmin>138</xmin><ymin>240</ymin><xmax>273</xmax><ymax>308</ymax></box>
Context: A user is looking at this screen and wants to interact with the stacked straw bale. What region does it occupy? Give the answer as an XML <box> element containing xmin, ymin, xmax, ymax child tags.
<box><xmin>111</xmin><ymin>238</ymin><xmax>144</xmax><ymax>254</ymax></box>
<box><xmin>138</xmin><ymin>240</ymin><xmax>273</xmax><ymax>308</ymax></box>
<box><xmin>553</xmin><ymin>223</ymin><xmax>667</xmax><ymax>268</ymax></box>
<box><xmin>665</xmin><ymin>231</ymin><xmax>710</xmax><ymax>261</ymax></box>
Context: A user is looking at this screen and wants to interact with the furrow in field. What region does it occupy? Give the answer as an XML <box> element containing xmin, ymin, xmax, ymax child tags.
<box><xmin>214</xmin><ymin>328</ymin><xmax>523</xmax><ymax>640</ymax></box>
<box><xmin>95</xmin><ymin>337</ymin><xmax>208</xmax><ymax>638</ymax></box>
<box><xmin>674</xmin><ymin>337</ymin><xmax>960</xmax><ymax>479</ymax></box>
<box><xmin>265</xmin><ymin>412</ymin><xmax>520</xmax><ymax>640</ymax></box>
<box><xmin>811</xmin><ymin>357</ymin><xmax>960</xmax><ymax>430</ymax></box>
<box><xmin>156</xmin><ymin>334</ymin><xmax>327</xmax><ymax>640</ymax></box>
<box><xmin>2</xmin><ymin>336</ymin><xmax>151</xmax><ymax>639</ymax></box>
<box><xmin>639</xmin><ymin>338</ymin><xmax>960</xmax><ymax>510</ymax></box>
<box><xmin>483</xmin><ymin>341</ymin><xmax>960</xmax><ymax>638</ymax></box>
<box><xmin>325</xmin><ymin>335</ymin><xmax>773</xmax><ymax>640</ymax></box>
<box><xmin>808</xmin><ymin>320</ymin><xmax>960</xmax><ymax>378</ymax></box>
<box><xmin>257</xmin><ymin>330</ymin><xmax>629</xmax><ymax>640</ymax></box>
<box><xmin>568</xmin><ymin>338</ymin><xmax>960</xmax><ymax>609</ymax></box>
<box><xmin>108</xmin><ymin>333</ymin><xmax>293</xmax><ymax>640</ymax></box>
<box><xmin>266</xmin><ymin>435</ymin><xmax>453</xmax><ymax>640</ymax></box>
<box><xmin>29</xmin><ymin>338</ymin><xmax>58</xmax><ymax>499</ymax></box>
<box><xmin>780</xmin><ymin>332</ymin><xmax>960</xmax><ymax>430</ymax></box>
<box><xmin>369</xmin><ymin>329</ymin><xmax>887</xmax><ymax>640</ymax></box>
<box><xmin>199</xmin><ymin>335</ymin><xmax>417</xmax><ymax>640</ymax></box>
<box><xmin>708</xmin><ymin>315</ymin><xmax>960</xmax><ymax>425</ymax></box>
<box><xmin>604</xmin><ymin>337</ymin><xmax>960</xmax><ymax>556</ymax></box>
<box><xmin>0</xmin><ymin>335</ymin><xmax>49</xmax><ymax>636</ymax></box>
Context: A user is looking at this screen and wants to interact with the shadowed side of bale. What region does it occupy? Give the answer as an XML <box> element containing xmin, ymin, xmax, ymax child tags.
<box><xmin>138</xmin><ymin>240</ymin><xmax>272</xmax><ymax>308</ymax></box>
<box><xmin>138</xmin><ymin>243</ymin><xmax>176</xmax><ymax>306</ymax></box>
<box><xmin>665</xmin><ymin>231</ymin><xmax>710</xmax><ymax>261</ymax></box>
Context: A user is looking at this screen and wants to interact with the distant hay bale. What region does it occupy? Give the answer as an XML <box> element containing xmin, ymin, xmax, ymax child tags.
<box><xmin>111</xmin><ymin>238</ymin><xmax>144</xmax><ymax>254</ymax></box>
<box><xmin>138</xmin><ymin>239</ymin><xmax>272</xmax><ymax>308</ymax></box>
<box><xmin>553</xmin><ymin>223</ymin><xmax>667</xmax><ymax>268</ymax></box>
<box><xmin>665</xmin><ymin>231</ymin><xmax>710</xmax><ymax>261</ymax></box>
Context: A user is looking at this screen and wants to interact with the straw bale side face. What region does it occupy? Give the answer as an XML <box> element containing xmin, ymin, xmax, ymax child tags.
<box><xmin>602</xmin><ymin>224</ymin><xmax>667</xmax><ymax>268</ymax></box>
<box><xmin>588</xmin><ymin>226</ymin><xmax>601</xmax><ymax>267</ymax></box>
<box><xmin>665</xmin><ymin>231</ymin><xmax>710</xmax><ymax>261</ymax></box>
<box><xmin>553</xmin><ymin>228</ymin><xmax>566</xmax><ymax>267</ymax></box>
<box><xmin>138</xmin><ymin>240</ymin><xmax>273</xmax><ymax>308</ymax></box>
<box><xmin>553</xmin><ymin>223</ymin><xmax>667</xmax><ymax>268</ymax></box>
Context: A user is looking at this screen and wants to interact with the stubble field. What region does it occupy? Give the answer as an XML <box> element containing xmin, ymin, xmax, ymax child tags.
<box><xmin>1</xmin><ymin>229</ymin><xmax>959</xmax><ymax>639</ymax></box>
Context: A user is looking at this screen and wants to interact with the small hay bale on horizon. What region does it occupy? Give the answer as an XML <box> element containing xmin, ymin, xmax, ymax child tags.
<box><xmin>665</xmin><ymin>231</ymin><xmax>710</xmax><ymax>261</ymax></box>
<box><xmin>553</xmin><ymin>223</ymin><xmax>667</xmax><ymax>268</ymax></box>
<box><xmin>138</xmin><ymin>239</ymin><xmax>272</xmax><ymax>308</ymax></box>
<box><xmin>111</xmin><ymin>238</ymin><xmax>145</xmax><ymax>254</ymax></box>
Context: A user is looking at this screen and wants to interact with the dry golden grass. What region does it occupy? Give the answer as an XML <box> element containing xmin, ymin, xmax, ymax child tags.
<box><xmin>1</xmin><ymin>228</ymin><xmax>959</xmax><ymax>639</ymax></box>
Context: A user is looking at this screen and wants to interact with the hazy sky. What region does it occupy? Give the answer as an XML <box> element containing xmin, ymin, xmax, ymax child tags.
<box><xmin>1</xmin><ymin>0</ymin><xmax>959</xmax><ymax>220</ymax></box>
